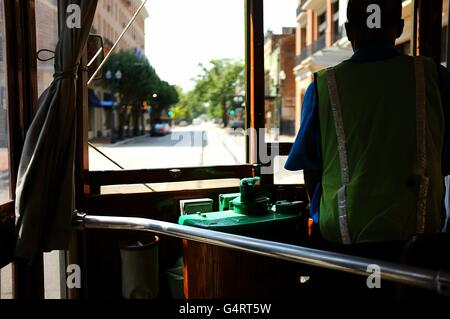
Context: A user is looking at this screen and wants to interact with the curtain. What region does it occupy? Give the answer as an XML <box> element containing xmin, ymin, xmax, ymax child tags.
<box><xmin>14</xmin><ymin>0</ymin><xmax>98</xmax><ymax>259</ymax></box>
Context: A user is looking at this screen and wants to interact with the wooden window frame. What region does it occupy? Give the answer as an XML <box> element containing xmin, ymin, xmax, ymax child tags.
<box><xmin>1</xmin><ymin>0</ymin><xmax>43</xmax><ymax>299</ymax></box>
<box><xmin>77</xmin><ymin>0</ymin><xmax>448</xmax><ymax>196</ymax></box>
<box><xmin>0</xmin><ymin>0</ymin><xmax>444</xmax><ymax>300</ymax></box>
<box><xmin>79</xmin><ymin>0</ymin><xmax>261</xmax><ymax>197</ymax></box>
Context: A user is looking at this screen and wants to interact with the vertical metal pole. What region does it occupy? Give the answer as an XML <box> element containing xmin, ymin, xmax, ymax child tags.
<box><xmin>111</xmin><ymin>84</ymin><xmax>116</xmax><ymax>144</ymax></box>
<box><xmin>446</xmin><ymin>0</ymin><xmax>450</xmax><ymax>66</ymax></box>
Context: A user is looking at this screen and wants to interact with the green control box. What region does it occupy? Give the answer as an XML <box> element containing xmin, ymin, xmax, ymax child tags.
<box><xmin>178</xmin><ymin>210</ymin><xmax>301</xmax><ymax>238</ymax></box>
<box><xmin>179</xmin><ymin>198</ymin><xmax>213</xmax><ymax>215</ymax></box>
<box><xmin>218</xmin><ymin>193</ymin><xmax>240</xmax><ymax>211</ymax></box>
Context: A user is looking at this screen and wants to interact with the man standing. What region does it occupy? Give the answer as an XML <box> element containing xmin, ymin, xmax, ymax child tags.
<box><xmin>286</xmin><ymin>0</ymin><xmax>450</xmax><ymax>256</ymax></box>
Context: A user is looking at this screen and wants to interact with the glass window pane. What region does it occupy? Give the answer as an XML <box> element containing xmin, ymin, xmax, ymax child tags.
<box><xmin>273</xmin><ymin>156</ymin><xmax>304</xmax><ymax>185</ymax></box>
<box><xmin>88</xmin><ymin>0</ymin><xmax>247</xmax><ymax>174</ymax></box>
<box><xmin>36</xmin><ymin>0</ymin><xmax>58</xmax><ymax>96</ymax></box>
<box><xmin>0</xmin><ymin>263</ymin><xmax>13</xmax><ymax>299</ymax></box>
<box><xmin>101</xmin><ymin>178</ymin><xmax>240</xmax><ymax>194</ymax></box>
<box><xmin>264</xmin><ymin>0</ymin><xmax>297</xmax><ymax>143</ymax></box>
<box><xmin>0</xmin><ymin>0</ymin><xmax>10</xmax><ymax>204</ymax></box>
<box><xmin>36</xmin><ymin>0</ymin><xmax>63</xmax><ymax>300</ymax></box>
<box><xmin>44</xmin><ymin>251</ymin><xmax>63</xmax><ymax>299</ymax></box>
<box><xmin>442</xmin><ymin>0</ymin><xmax>449</xmax><ymax>65</ymax></box>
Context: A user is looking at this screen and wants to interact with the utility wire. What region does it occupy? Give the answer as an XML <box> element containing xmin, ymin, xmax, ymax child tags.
<box><xmin>88</xmin><ymin>142</ymin><xmax>156</xmax><ymax>192</ymax></box>
<box><xmin>87</xmin><ymin>0</ymin><xmax>149</xmax><ymax>85</ymax></box>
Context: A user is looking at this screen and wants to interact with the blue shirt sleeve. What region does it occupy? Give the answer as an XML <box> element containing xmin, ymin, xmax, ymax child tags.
<box><xmin>438</xmin><ymin>65</ymin><xmax>450</xmax><ymax>176</ymax></box>
<box><xmin>285</xmin><ymin>81</ymin><xmax>323</xmax><ymax>172</ymax></box>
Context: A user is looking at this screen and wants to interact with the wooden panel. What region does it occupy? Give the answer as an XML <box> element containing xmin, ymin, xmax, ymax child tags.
<box><xmin>182</xmin><ymin>218</ymin><xmax>310</xmax><ymax>299</ymax></box>
<box><xmin>88</xmin><ymin>165</ymin><xmax>253</xmax><ymax>189</ymax></box>
<box><xmin>4</xmin><ymin>0</ymin><xmax>44</xmax><ymax>299</ymax></box>
<box><xmin>82</xmin><ymin>187</ymin><xmax>240</xmax><ymax>298</ymax></box>
<box><xmin>4</xmin><ymin>1</ymin><xmax>26</xmax><ymax>194</ymax></box>
<box><xmin>183</xmin><ymin>241</ymin><xmax>213</xmax><ymax>299</ymax></box>
<box><xmin>211</xmin><ymin>247</ymin><xmax>301</xmax><ymax>299</ymax></box>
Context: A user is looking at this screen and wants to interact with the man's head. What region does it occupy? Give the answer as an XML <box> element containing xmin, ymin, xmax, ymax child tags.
<box><xmin>345</xmin><ymin>0</ymin><xmax>404</xmax><ymax>51</ymax></box>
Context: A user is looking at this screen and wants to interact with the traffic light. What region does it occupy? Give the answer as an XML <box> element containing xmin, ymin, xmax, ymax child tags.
<box><xmin>168</xmin><ymin>111</ymin><xmax>174</xmax><ymax>117</ymax></box>
<box><xmin>229</xmin><ymin>110</ymin><xmax>236</xmax><ymax>116</ymax></box>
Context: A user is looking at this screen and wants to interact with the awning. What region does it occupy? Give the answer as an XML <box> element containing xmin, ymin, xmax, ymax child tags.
<box><xmin>88</xmin><ymin>89</ymin><xmax>113</xmax><ymax>108</ymax></box>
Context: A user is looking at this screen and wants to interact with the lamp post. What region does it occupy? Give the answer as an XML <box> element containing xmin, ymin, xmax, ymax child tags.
<box><xmin>275</xmin><ymin>70</ymin><xmax>286</xmax><ymax>141</ymax></box>
<box><xmin>106</xmin><ymin>69</ymin><xmax>122</xmax><ymax>143</ymax></box>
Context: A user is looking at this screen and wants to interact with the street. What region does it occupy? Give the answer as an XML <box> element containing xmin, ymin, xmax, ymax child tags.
<box><xmin>89</xmin><ymin>122</ymin><xmax>246</xmax><ymax>171</ymax></box>
<box><xmin>89</xmin><ymin>122</ymin><xmax>303</xmax><ymax>193</ymax></box>
<box><xmin>89</xmin><ymin>123</ymin><xmax>247</xmax><ymax>193</ymax></box>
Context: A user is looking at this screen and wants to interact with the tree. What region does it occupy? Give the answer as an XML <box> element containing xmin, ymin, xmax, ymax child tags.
<box><xmin>150</xmin><ymin>80</ymin><xmax>179</xmax><ymax>126</ymax></box>
<box><xmin>170</xmin><ymin>87</ymin><xmax>192</xmax><ymax>122</ymax></box>
<box><xmin>103</xmin><ymin>50</ymin><xmax>160</xmax><ymax>105</ymax></box>
<box><xmin>103</xmin><ymin>50</ymin><xmax>161</xmax><ymax>138</ymax></box>
<box><xmin>102</xmin><ymin>50</ymin><xmax>178</xmax><ymax>137</ymax></box>
<box><xmin>190</xmin><ymin>59</ymin><xmax>245</xmax><ymax>127</ymax></box>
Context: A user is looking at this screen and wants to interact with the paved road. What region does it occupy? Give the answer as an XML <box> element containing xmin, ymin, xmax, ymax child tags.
<box><xmin>89</xmin><ymin>123</ymin><xmax>246</xmax><ymax>171</ymax></box>
<box><xmin>89</xmin><ymin>123</ymin><xmax>303</xmax><ymax>193</ymax></box>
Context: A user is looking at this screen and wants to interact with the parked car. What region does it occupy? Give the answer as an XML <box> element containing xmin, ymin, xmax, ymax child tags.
<box><xmin>229</xmin><ymin>120</ymin><xmax>244</xmax><ymax>130</ymax></box>
<box><xmin>151</xmin><ymin>122</ymin><xmax>171</xmax><ymax>136</ymax></box>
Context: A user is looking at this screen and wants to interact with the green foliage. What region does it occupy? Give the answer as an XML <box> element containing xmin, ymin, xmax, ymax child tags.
<box><xmin>170</xmin><ymin>87</ymin><xmax>192</xmax><ymax>121</ymax></box>
<box><xmin>103</xmin><ymin>50</ymin><xmax>179</xmax><ymax>124</ymax></box>
<box><xmin>170</xmin><ymin>87</ymin><xmax>206</xmax><ymax>121</ymax></box>
<box><xmin>189</xmin><ymin>59</ymin><xmax>245</xmax><ymax>126</ymax></box>
<box><xmin>103</xmin><ymin>50</ymin><xmax>160</xmax><ymax>105</ymax></box>
<box><xmin>149</xmin><ymin>80</ymin><xmax>179</xmax><ymax>123</ymax></box>
<box><xmin>212</xmin><ymin>103</ymin><xmax>224</xmax><ymax>119</ymax></box>
<box><xmin>154</xmin><ymin>80</ymin><xmax>179</xmax><ymax>109</ymax></box>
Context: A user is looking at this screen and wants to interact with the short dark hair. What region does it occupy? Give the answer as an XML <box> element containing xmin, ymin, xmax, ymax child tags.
<box><xmin>347</xmin><ymin>0</ymin><xmax>403</xmax><ymax>27</ymax></box>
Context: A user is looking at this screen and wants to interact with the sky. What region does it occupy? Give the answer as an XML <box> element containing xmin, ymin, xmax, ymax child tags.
<box><xmin>144</xmin><ymin>0</ymin><xmax>297</xmax><ymax>92</ymax></box>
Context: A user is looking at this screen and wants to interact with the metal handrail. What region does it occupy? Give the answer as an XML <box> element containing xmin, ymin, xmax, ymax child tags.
<box><xmin>74</xmin><ymin>213</ymin><xmax>450</xmax><ymax>296</ymax></box>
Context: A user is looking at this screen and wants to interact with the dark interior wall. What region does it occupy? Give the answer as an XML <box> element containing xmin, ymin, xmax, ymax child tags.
<box><xmin>82</xmin><ymin>187</ymin><xmax>239</xmax><ymax>299</ymax></box>
<box><xmin>81</xmin><ymin>185</ymin><xmax>307</xmax><ymax>299</ymax></box>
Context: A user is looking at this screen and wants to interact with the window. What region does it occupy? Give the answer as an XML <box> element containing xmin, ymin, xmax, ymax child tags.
<box><xmin>0</xmin><ymin>0</ymin><xmax>11</xmax><ymax>300</ymax></box>
<box><xmin>35</xmin><ymin>0</ymin><xmax>63</xmax><ymax>299</ymax></box>
<box><xmin>0</xmin><ymin>0</ymin><xmax>9</xmax><ymax>204</ymax></box>
<box><xmin>88</xmin><ymin>0</ymin><xmax>247</xmax><ymax>178</ymax></box>
<box><xmin>0</xmin><ymin>262</ymin><xmax>12</xmax><ymax>299</ymax></box>
<box><xmin>264</xmin><ymin>0</ymin><xmax>297</xmax><ymax>144</ymax></box>
<box><xmin>35</xmin><ymin>0</ymin><xmax>58</xmax><ymax>96</ymax></box>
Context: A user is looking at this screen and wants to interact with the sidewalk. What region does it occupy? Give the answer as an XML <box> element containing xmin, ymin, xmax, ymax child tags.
<box><xmin>89</xmin><ymin>134</ymin><xmax>148</xmax><ymax>148</ymax></box>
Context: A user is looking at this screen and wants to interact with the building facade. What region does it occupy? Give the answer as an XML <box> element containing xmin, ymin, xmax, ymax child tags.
<box><xmin>264</xmin><ymin>27</ymin><xmax>296</xmax><ymax>139</ymax></box>
<box><xmin>33</xmin><ymin>1</ymin><xmax>149</xmax><ymax>140</ymax></box>
<box><xmin>91</xmin><ymin>0</ymin><xmax>147</xmax><ymax>53</ymax></box>
<box><xmin>89</xmin><ymin>0</ymin><xmax>149</xmax><ymax>139</ymax></box>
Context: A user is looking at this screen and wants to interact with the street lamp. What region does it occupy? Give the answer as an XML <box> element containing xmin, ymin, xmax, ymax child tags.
<box><xmin>106</xmin><ymin>69</ymin><xmax>122</xmax><ymax>143</ymax></box>
<box><xmin>274</xmin><ymin>70</ymin><xmax>286</xmax><ymax>141</ymax></box>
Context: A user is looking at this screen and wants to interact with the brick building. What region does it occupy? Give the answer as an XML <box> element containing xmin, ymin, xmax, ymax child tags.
<box><xmin>264</xmin><ymin>27</ymin><xmax>296</xmax><ymax>139</ymax></box>
<box><xmin>89</xmin><ymin>0</ymin><xmax>149</xmax><ymax>139</ymax></box>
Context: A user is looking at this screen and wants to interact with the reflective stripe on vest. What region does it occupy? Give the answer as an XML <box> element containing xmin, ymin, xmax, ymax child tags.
<box><xmin>414</xmin><ymin>57</ymin><xmax>429</xmax><ymax>234</ymax></box>
<box><xmin>326</xmin><ymin>68</ymin><xmax>352</xmax><ymax>245</ymax></box>
<box><xmin>325</xmin><ymin>57</ymin><xmax>429</xmax><ymax>243</ymax></box>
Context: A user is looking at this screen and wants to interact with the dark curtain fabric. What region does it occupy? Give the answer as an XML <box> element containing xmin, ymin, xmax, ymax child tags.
<box><xmin>14</xmin><ymin>0</ymin><xmax>98</xmax><ymax>259</ymax></box>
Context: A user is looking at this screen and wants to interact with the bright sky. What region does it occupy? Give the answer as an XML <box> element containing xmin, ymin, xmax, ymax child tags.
<box><xmin>144</xmin><ymin>0</ymin><xmax>297</xmax><ymax>92</ymax></box>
